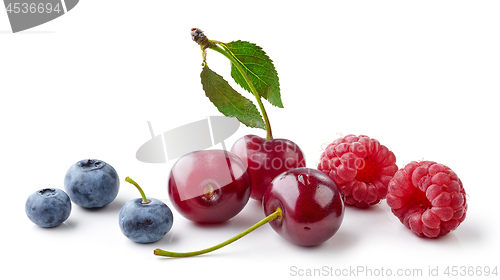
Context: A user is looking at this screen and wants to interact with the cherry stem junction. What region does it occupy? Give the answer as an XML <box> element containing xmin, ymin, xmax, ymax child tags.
<box><xmin>125</xmin><ymin>177</ymin><xmax>149</xmax><ymax>204</ymax></box>
<box><xmin>154</xmin><ymin>207</ymin><xmax>283</xmax><ymax>258</ymax></box>
<box><xmin>193</xmin><ymin>28</ymin><xmax>273</xmax><ymax>140</ymax></box>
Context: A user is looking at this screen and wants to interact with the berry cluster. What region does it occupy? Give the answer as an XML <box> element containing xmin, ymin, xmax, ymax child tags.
<box><xmin>26</xmin><ymin>28</ymin><xmax>469</xmax><ymax>260</ymax></box>
<box><xmin>25</xmin><ymin>159</ymin><xmax>120</xmax><ymax>228</ymax></box>
<box><xmin>318</xmin><ymin>134</ymin><xmax>467</xmax><ymax>239</ymax></box>
<box><xmin>26</xmin><ymin>159</ymin><xmax>173</xmax><ymax>244</ymax></box>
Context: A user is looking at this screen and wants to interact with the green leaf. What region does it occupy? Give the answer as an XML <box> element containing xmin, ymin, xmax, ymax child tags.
<box><xmin>200</xmin><ymin>66</ymin><xmax>266</xmax><ymax>130</ymax></box>
<box><xmin>226</xmin><ymin>41</ymin><xmax>283</xmax><ymax>108</ymax></box>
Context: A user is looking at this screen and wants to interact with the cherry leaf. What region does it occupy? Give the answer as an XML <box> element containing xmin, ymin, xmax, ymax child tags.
<box><xmin>227</xmin><ymin>41</ymin><xmax>283</xmax><ymax>108</ymax></box>
<box><xmin>200</xmin><ymin>66</ymin><xmax>266</xmax><ymax>130</ymax></box>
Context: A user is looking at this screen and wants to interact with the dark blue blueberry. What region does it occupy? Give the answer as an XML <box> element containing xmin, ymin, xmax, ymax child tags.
<box><xmin>119</xmin><ymin>198</ymin><xmax>173</xmax><ymax>243</ymax></box>
<box><xmin>25</xmin><ymin>188</ymin><xmax>72</xmax><ymax>228</ymax></box>
<box><xmin>64</xmin><ymin>159</ymin><xmax>120</xmax><ymax>208</ymax></box>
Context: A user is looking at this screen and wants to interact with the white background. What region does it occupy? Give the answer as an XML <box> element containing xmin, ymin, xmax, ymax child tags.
<box><xmin>2</xmin><ymin>1</ymin><xmax>499</xmax><ymax>279</ymax></box>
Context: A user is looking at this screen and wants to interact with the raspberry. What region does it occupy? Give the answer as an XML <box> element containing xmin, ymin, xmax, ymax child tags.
<box><xmin>386</xmin><ymin>161</ymin><xmax>467</xmax><ymax>238</ymax></box>
<box><xmin>318</xmin><ymin>134</ymin><xmax>398</xmax><ymax>208</ymax></box>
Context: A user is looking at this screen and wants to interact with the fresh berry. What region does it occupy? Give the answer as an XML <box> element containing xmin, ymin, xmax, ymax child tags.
<box><xmin>25</xmin><ymin>188</ymin><xmax>72</xmax><ymax>228</ymax></box>
<box><xmin>64</xmin><ymin>159</ymin><xmax>120</xmax><ymax>208</ymax></box>
<box><xmin>386</xmin><ymin>161</ymin><xmax>467</xmax><ymax>238</ymax></box>
<box><xmin>318</xmin><ymin>134</ymin><xmax>398</xmax><ymax>208</ymax></box>
<box><xmin>154</xmin><ymin>167</ymin><xmax>344</xmax><ymax>257</ymax></box>
<box><xmin>231</xmin><ymin>134</ymin><xmax>306</xmax><ymax>200</ymax></box>
<box><xmin>263</xmin><ymin>168</ymin><xmax>345</xmax><ymax>247</ymax></box>
<box><xmin>168</xmin><ymin>150</ymin><xmax>251</xmax><ymax>224</ymax></box>
<box><xmin>119</xmin><ymin>177</ymin><xmax>173</xmax><ymax>243</ymax></box>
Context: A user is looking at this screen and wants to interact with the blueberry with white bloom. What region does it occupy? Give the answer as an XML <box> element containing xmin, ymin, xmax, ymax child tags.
<box><xmin>119</xmin><ymin>177</ymin><xmax>173</xmax><ymax>243</ymax></box>
<box><xmin>64</xmin><ymin>159</ymin><xmax>120</xmax><ymax>208</ymax></box>
<box><xmin>26</xmin><ymin>188</ymin><xmax>72</xmax><ymax>227</ymax></box>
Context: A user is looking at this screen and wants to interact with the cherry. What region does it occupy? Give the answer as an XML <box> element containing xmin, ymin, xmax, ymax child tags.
<box><xmin>168</xmin><ymin>149</ymin><xmax>252</xmax><ymax>224</ymax></box>
<box><xmin>263</xmin><ymin>168</ymin><xmax>344</xmax><ymax>246</ymax></box>
<box><xmin>231</xmin><ymin>134</ymin><xmax>306</xmax><ymax>200</ymax></box>
<box><xmin>155</xmin><ymin>167</ymin><xmax>344</xmax><ymax>257</ymax></box>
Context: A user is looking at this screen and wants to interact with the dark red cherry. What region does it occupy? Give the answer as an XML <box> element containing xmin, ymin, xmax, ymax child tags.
<box><xmin>155</xmin><ymin>167</ymin><xmax>345</xmax><ymax>257</ymax></box>
<box><xmin>168</xmin><ymin>150</ymin><xmax>251</xmax><ymax>224</ymax></box>
<box><xmin>263</xmin><ymin>167</ymin><xmax>344</xmax><ymax>246</ymax></box>
<box><xmin>231</xmin><ymin>135</ymin><xmax>306</xmax><ymax>200</ymax></box>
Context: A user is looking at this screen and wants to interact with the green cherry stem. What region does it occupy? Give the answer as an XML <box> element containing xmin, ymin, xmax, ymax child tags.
<box><xmin>211</xmin><ymin>43</ymin><xmax>274</xmax><ymax>140</ymax></box>
<box><xmin>154</xmin><ymin>207</ymin><xmax>282</xmax><ymax>258</ymax></box>
<box><xmin>192</xmin><ymin>28</ymin><xmax>273</xmax><ymax>140</ymax></box>
<box><xmin>125</xmin><ymin>177</ymin><xmax>149</xmax><ymax>204</ymax></box>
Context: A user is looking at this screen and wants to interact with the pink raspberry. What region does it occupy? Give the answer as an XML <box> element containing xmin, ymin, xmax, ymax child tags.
<box><xmin>318</xmin><ymin>134</ymin><xmax>398</xmax><ymax>208</ymax></box>
<box><xmin>386</xmin><ymin>161</ymin><xmax>467</xmax><ymax>238</ymax></box>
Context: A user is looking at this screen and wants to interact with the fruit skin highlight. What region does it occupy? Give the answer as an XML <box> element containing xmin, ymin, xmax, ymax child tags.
<box><xmin>318</xmin><ymin>134</ymin><xmax>398</xmax><ymax>208</ymax></box>
<box><xmin>64</xmin><ymin>159</ymin><xmax>120</xmax><ymax>208</ymax></box>
<box><xmin>231</xmin><ymin>134</ymin><xmax>306</xmax><ymax>201</ymax></box>
<box><xmin>168</xmin><ymin>150</ymin><xmax>252</xmax><ymax>224</ymax></box>
<box><xmin>386</xmin><ymin>161</ymin><xmax>467</xmax><ymax>238</ymax></box>
<box><xmin>25</xmin><ymin>188</ymin><xmax>72</xmax><ymax>228</ymax></box>
<box><xmin>263</xmin><ymin>168</ymin><xmax>345</xmax><ymax>247</ymax></box>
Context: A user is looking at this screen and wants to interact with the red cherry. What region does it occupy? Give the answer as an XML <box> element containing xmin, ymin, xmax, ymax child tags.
<box><xmin>231</xmin><ymin>135</ymin><xmax>306</xmax><ymax>200</ymax></box>
<box><xmin>263</xmin><ymin>168</ymin><xmax>345</xmax><ymax>246</ymax></box>
<box><xmin>155</xmin><ymin>168</ymin><xmax>345</xmax><ymax>257</ymax></box>
<box><xmin>168</xmin><ymin>150</ymin><xmax>251</xmax><ymax>224</ymax></box>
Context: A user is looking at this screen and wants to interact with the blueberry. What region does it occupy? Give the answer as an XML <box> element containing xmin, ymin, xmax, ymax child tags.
<box><xmin>119</xmin><ymin>198</ymin><xmax>174</xmax><ymax>243</ymax></box>
<box><xmin>64</xmin><ymin>159</ymin><xmax>120</xmax><ymax>208</ymax></box>
<box><xmin>119</xmin><ymin>177</ymin><xmax>174</xmax><ymax>243</ymax></box>
<box><xmin>25</xmin><ymin>188</ymin><xmax>72</xmax><ymax>228</ymax></box>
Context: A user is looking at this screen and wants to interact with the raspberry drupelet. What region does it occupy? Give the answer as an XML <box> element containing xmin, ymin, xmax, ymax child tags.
<box><xmin>386</xmin><ymin>161</ymin><xmax>467</xmax><ymax>238</ymax></box>
<box><xmin>318</xmin><ymin>134</ymin><xmax>398</xmax><ymax>208</ymax></box>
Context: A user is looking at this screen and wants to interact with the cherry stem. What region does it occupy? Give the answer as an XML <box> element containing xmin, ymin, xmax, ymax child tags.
<box><xmin>194</xmin><ymin>29</ymin><xmax>273</xmax><ymax>140</ymax></box>
<box><xmin>125</xmin><ymin>177</ymin><xmax>149</xmax><ymax>204</ymax></box>
<box><xmin>154</xmin><ymin>207</ymin><xmax>282</xmax><ymax>258</ymax></box>
<box><xmin>210</xmin><ymin>43</ymin><xmax>273</xmax><ymax>140</ymax></box>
